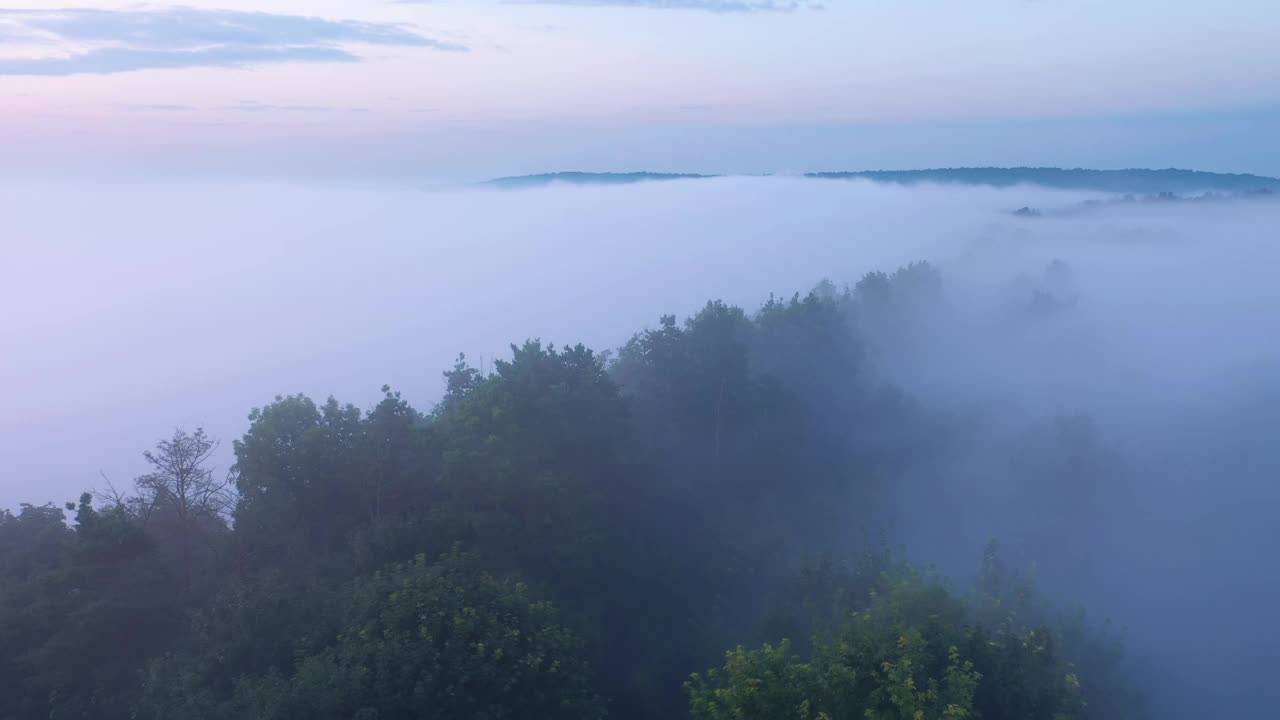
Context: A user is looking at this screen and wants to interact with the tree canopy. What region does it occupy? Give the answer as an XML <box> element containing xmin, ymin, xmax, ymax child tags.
<box><xmin>0</xmin><ymin>264</ymin><xmax>1145</xmax><ymax>720</ymax></box>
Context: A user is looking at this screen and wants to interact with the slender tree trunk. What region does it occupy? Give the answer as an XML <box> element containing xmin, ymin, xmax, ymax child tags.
<box><xmin>714</xmin><ymin>379</ymin><xmax>725</xmax><ymax>468</ymax></box>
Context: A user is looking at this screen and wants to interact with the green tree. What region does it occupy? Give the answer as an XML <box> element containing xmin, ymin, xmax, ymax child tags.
<box><xmin>0</xmin><ymin>504</ymin><xmax>73</xmax><ymax>720</ymax></box>
<box><xmin>3</xmin><ymin>495</ymin><xmax>181</xmax><ymax>720</ymax></box>
<box><xmin>233</xmin><ymin>552</ymin><xmax>604</xmax><ymax>720</ymax></box>
<box><xmin>690</xmin><ymin>559</ymin><xmax>1085</xmax><ymax>720</ymax></box>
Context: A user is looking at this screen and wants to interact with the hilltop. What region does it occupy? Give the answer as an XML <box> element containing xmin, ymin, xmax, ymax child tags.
<box><xmin>484</xmin><ymin>167</ymin><xmax>1280</xmax><ymax>194</ymax></box>
<box><xmin>808</xmin><ymin>167</ymin><xmax>1280</xmax><ymax>193</ymax></box>
<box><xmin>483</xmin><ymin>171</ymin><xmax>714</xmax><ymax>189</ymax></box>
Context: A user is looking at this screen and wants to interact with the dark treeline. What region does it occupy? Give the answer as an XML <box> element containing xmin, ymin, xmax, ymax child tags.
<box><xmin>481</xmin><ymin>167</ymin><xmax>1280</xmax><ymax>193</ymax></box>
<box><xmin>0</xmin><ymin>263</ymin><xmax>1146</xmax><ymax>720</ymax></box>
<box><xmin>807</xmin><ymin>167</ymin><xmax>1280</xmax><ymax>193</ymax></box>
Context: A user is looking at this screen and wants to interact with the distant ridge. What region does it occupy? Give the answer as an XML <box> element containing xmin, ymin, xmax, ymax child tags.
<box><xmin>807</xmin><ymin>167</ymin><xmax>1280</xmax><ymax>193</ymax></box>
<box><xmin>484</xmin><ymin>171</ymin><xmax>714</xmax><ymax>189</ymax></box>
<box><xmin>483</xmin><ymin>167</ymin><xmax>1280</xmax><ymax>194</ymax></box>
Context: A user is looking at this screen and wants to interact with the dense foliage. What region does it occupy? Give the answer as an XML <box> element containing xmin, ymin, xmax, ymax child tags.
<box><xmin>0</xmin><ymin>264</ymin><xmax>1145</xmax><ymax>720</ymax></box>
<box><xmin>690</xmin><ymin>547</ymin><xmax>1091</xmax><ymax>720</ymax></box>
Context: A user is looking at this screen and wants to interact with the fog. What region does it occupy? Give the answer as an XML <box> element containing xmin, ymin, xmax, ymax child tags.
<box><xmin>3</xmin><ymin>177</ymin><xmax>1278</xmax><ymax>717</ymax></box>
<box><xmin>0</xmin><ymin>177</ymin><xmax>1091</xmax><ymax>507</ymax></box>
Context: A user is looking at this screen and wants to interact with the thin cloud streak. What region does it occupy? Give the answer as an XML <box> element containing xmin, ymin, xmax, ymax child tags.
<box><xmin>504</xmin><ymin>0</ymin><xmax>811</xmax><ymax>12</ymax></box>
<box><xmin>224</xmin><ymin>102</ymin><xmax>369</xmax><ymax>113</ymax></box>
<box><xmin>0</xmin><ymin>46</ymin><xmax>360</xmax><ymax>76</ymax></box>
<box><xmin>122</xmin><ymin>104</ymin><xmax>197</xmax><ymax>112</ymax></box>
<box><xmin>0</xmin><ymin>7</ymin><xmax>464</xmax><ymax>76</ymax></box>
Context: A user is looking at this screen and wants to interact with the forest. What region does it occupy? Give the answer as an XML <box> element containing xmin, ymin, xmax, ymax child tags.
<box><xmin>483</xmin><ymin>166</ymin><xmax>1280</xmax><ymax>193</ymax></box>
<box><xmin>1</xmin><ymin>262</ymin><xmax>1149</xmax><ymax>720</ymax></box>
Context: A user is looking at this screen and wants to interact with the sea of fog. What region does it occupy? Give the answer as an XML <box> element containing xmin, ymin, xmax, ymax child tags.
<box><xmin>0</xmin><ymin>177</ymin><xmax>1104</xmax><ymax>507</ymax></box>
<box><xmin>3</xmin><ymin>177</ymin><xmax>1278</xmax><ymax>717</ymax></box>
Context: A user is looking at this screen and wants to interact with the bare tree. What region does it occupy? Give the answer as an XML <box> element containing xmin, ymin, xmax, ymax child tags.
<box><xmin>96</xmin><ymin>470</ymin><xmax>157</xmax><ymax>524</ymax></box>
<box><xmin>136</xmin><ymin>428</ymin><xmax>233</xmax><ymax>519</ymax></box>
<box><xmin>133</xmin><ymin>428</ymin><xmax>235</xmax><ymax>589</ymax></box>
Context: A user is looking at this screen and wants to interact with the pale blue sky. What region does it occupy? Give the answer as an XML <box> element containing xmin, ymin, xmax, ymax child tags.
<box><xmin>1</xmin><ymin>0</ymin><xmax>1278</xmax><ymax>180</ymax></box>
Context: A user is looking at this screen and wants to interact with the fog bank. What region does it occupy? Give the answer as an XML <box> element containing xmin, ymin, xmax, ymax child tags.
<box><xmin>3</xmin><ymin>177</ymin><xmax>1278</xmax><ymax>717</ymax></box>
<box><xmin>0</xmin><ymin>177</ymin><xmax>1099</xmax><ymax>508</ymax></box>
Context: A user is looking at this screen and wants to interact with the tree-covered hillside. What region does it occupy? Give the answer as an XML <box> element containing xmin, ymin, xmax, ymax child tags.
<box><xmin>483</xmin><ymin>167</ymin><xmax>1280</xmax><ymax>194</ymax></box>
<box><xmin>0</xmin><ymin>265</ymin><xmax>1146</xmax><ymax>720</ymax></box>
<box><xmin>807</xmin><ymin>166</ymin><xmax>1280</xmax><ymax>193</ymax></box>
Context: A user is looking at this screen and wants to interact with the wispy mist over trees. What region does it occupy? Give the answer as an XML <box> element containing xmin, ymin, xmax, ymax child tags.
<box><xmin>2</xmin><ymin>179</ymin><xmax>1278</xmax><ymax>719</ymax></box>
<box><xmin>0</xmin><ymin>263</ymin><xmax>1157</xmax><ymax>720</ymax></box>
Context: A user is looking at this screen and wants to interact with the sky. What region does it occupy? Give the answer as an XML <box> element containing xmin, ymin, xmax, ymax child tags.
<box><xmin>1</xmin><ymin>0</ymin><xmax>1279</xmax><ymax>181</ymax></box>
